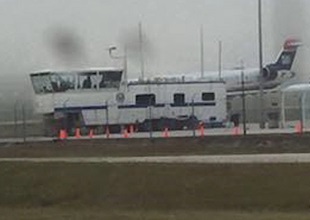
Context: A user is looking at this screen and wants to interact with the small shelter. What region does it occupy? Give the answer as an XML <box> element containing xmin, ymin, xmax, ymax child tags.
<box><xmin>281</xmin><ymin>84</ymin><xmax>310</xmax><ymax>128</ymax></box>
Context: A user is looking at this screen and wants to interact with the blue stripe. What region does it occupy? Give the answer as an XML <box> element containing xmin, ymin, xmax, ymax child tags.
<box><xmin>54</xmin><ymin>102</ymin><xmax>216</xmax><ymax>112</ymax></box>
<box><xmin>55</xmin><ymin>105</ymin><xmax>107</xmax><ymax>112</ymax></box>
<box><xmin>191</xmin><ymin>102</ymin><xmax>216</xmax><ymax>107</ymax></box>
<box><xmin>170</xmin><ymin>102</ymin><xmax>216</xmax><ymax>107</ymax></box>
<box><xmin>118</xmin><ymin>104</ymin><xmax>165</xmax><ymax>109</ymax></box>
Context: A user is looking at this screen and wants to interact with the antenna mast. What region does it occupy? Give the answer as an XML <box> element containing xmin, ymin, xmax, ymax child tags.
<box><xmin>200</xmin><ymin>25</ymin><xmax>205</xmax><ymax>78</ymax></box>
<box><xmin>139</xmin><ymin>22</ymin><xmax>145</xmax><ymax>80</ymax></box>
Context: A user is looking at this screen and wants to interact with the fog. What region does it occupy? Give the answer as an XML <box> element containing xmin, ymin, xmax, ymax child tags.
<box><xmin>0</xmin><ymin>0</ymin><xmax>308</xmax><ymax>105</ymax></box>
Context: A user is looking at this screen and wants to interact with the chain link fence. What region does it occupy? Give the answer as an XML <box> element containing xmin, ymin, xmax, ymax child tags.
<box><xmin>0</xmin><ymin>105</ymin><xmax>44</xmax><ymax>139</ymax></box>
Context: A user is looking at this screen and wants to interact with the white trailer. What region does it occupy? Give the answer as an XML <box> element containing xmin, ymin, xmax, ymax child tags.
<box><xmin>30</xmin><ymin>68</ymin><xmax>227</xmax><ymax>136</ymax></box>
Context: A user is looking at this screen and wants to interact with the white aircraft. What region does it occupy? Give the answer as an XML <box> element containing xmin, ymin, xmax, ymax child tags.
<box><xmin>145</xmin><ymin>38</ymin><xmax>301</xmax><ymax>94</ymax></box>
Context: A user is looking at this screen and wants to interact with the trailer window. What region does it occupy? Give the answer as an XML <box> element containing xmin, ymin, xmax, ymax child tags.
<box><xmin>98</xmin><ymin>70</ymin><xmax>122</xmax><ymax>89</ymax></box>
<box><xmin>136</xmin><ymin>94</ymin><xmax>156</xmax><ymax>106</ymax></box>
<box><xmin>202</xmin><ymin>92</ymin><xmax>215</xmax><ymax>101</ymax></box>
<box><xmin>174</xmin><ymin>93</ymin><xmax>185</xmax><ymax>105</ymax></box>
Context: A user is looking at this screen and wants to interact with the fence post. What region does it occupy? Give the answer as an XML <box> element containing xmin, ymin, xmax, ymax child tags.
<box><xmin>22</xmin><ymin>104</ymin><xmax>26</xmax><ymax>143</ymax></box>
<box><xmin>105</xmin><ymin>101</ymin><xmax>109</xmax><ymax>138</ymax></box>
<box><xmin>191</xmin><ymin>99</ymin><xmax>196</xmax><ymax>137</ymax></box>
<box><xmin>14</xmin><ymin>101</ymin><xmax>18</xmax><ymax>138</ymax></box>
<box><xmin>149</xmin><ymin>105</ymin><xmax>153</xmax><ymax>139</ymax></box>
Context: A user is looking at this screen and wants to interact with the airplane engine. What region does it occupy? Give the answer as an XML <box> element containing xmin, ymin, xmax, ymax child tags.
<box><xmin>262</xmin><ymin>66</ymin><xmax>278</xmax><ymax>81</ymax></box>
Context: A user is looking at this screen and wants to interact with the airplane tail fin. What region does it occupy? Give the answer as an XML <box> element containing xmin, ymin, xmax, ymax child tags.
<box><xmin>274</xmin><ymin>38</ymin><xmax>302</xmax><ymax>70</ymax></box>
<box><xmin>263</xmin><ymin>38</ymin><xmax>301</xmax><ymax>81</ymax></box>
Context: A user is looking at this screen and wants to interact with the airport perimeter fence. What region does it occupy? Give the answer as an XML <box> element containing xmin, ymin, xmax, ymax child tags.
<box><xmin>57</xmin><ymin>102</ymin><xmax>288</xmax><ymax>140</ymax></box>
<box><xmin>0</xmin><ymin>102</ymin><xmax>301</xmax><ymax>140</ymax></box>
<box><xmin>0</xmin><ymin>105</ymin><xmax>44</xmax><ymax>139</ymax></box>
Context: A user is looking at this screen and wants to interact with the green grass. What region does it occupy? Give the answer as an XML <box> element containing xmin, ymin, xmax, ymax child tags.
<box><xmin>3</xmin><ymin>135</ymin><xmax>310</xmax><ymax>219</ymax></box>
<box><xmin>1</xmin><ymin>163</ymin><xmax>310</xmax><ymax>211</ymax></box>
<box><xmin>2</xmin><ymin>162</ymin><xmax>310</xmax><ymax>219</ymax></box>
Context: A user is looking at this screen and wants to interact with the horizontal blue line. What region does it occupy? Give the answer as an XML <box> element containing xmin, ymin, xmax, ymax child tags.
<box><xmin>55</xmin><ymin>106</ymin><xmax>107</xmax><ymax>112</ymax></box>
<box><xmin>118</xmin><ymin>104</ymin><xmax>165</xmax><ymax>109</ymax></box>
<box><xmin>171</xmin><ymin>102</ymin><xmax>216</xmax><ymax>107</ymax></box>
<box><xmin>54</xmin><ymin>102</ymin><xmax>216</xmax><ymax>111</ymax></box>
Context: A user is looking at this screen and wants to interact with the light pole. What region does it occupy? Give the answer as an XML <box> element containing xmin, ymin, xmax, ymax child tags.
<box><xmin>108</xmin><ymin>46</ymin><xmax>128</xmax><ymax>84</ymax></box>
<box><xmin>139</xmin><ymin>22</ymin><xmax>145</xmax><ymax>80</ymax></box>
<box><xmin>200</xmin><ymin>25</ymin><xmax>204</xmax><ymax>78</ymax></box>
<box><xmin>218</xmin><ymin>40</ymin><xmax>222</xmax><ymax>80</ymax></box>
<box><xmin>258</xmin><ymin>0</ymin><xmax>265</xmax><ymax>129</ymax></box>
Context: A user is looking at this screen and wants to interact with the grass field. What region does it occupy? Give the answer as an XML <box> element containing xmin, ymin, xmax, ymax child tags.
<box><xmin>1</xmin><ymin>162</ymin><xmax>310</xmax><ymax>219</ymax></box>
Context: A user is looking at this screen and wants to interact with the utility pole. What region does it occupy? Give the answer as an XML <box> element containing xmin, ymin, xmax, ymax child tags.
<box><xmin>124</xmin><ymin>45</ymin><xmax>128</xmax><ymax>85</ymax></box>
<box><xmin>218</xmin><ymin>40</ymin><xmax>222</xmax><ymax>80</ymax></box>
<box><xmin>108</xmin><ymin>46</ymin><xmax>128</xmax><ymax>86</ymax></box>
<box><xmin>200</xmin><ymin>25</ymin><xmax>205</xmax><ymax>78</ymax></box>
<box><xmin>139</xmin><ymin>22</ymin><xmax>145</xmax><ymax>80</ymax></box>
<box><xmin>191</xmin><ymin>98</ymin><xmax>196</xmax><ymax>137</ymax></box>
<box><xmin>258</xmin><ymin>0</ymin><xmax>265</xmax><ymax>129</ymax></box>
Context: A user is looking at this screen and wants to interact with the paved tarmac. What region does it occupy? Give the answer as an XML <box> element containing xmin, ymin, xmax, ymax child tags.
<box><xmin>1</xmin><ymin>153</ymin><xmax>310</xmax><ymax>164</ymax></box>
<box><xmin>0</xmin><ymin>123</ymin><xmax>300</xmax><ymax>144</ymax></box>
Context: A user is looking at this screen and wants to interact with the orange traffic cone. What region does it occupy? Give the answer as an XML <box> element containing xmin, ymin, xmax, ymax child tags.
<box><xmin>163</xmin><ymin>127</ymin><xmax>169</xmax><ymax>138</ymax></box>
<box><xmin>232</xmin><ymin>126</ymin><xmax>240</xmax><ymax>136</ymax></box>
<box><xmin>295</xmin><ymin>121</ymin><xmax>303</xmax><ymax>134</ymax></box>
<box><xmin>59</xmin><ymin>129</ymin><xmax>67</xmax><ymax>140</ymax></box>
<box><xmin>75</xmin><ymin>128</ymin><xmax>81</xmax><ymax>139</ymax></box>
<box><xmin>123</xmin><ymin>128</ymin><xmax>129</xmax><ymax>138</ymax></box>
<box><xmin>199</xmin><ymin>124</ymin><xmax>205</xmax><ymax>137</ymax></box>
<box><xmin>89</xmin><ymin>129</ymin><xmax>94</xmax><ymax>138</ymax></box>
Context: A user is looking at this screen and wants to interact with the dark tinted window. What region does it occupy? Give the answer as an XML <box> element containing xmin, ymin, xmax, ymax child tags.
<box><xmin>136</xmin><ymin>94</ymin><xmax>156</xmax><ymax>106</ymax></box>
<box><xmin>202</xmin><ymin>92</ymin><xmax>215</xmax><ymax>101</ymax></box>
<box><xmin>174</xmin><ymin>93</ymin><xmax>185</xmax><ymax>105</ymax></box>
<box><xmin>99</xmin><ymin>71</ymin><xmax>122</xmax><ymax>88</ymax></box>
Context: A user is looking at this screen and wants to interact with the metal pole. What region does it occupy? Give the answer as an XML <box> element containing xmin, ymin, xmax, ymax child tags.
<box><xmin>300</xmin><ymin>93</ymin><xmax>305</xmax><ymax>133</ymax></box>
<box><xmin>149</xmin><ymin>106</ymin><xmax>153</xmax><ymax>139</ymax></box>
<box><xmin>105</xmin><ymin>101</ymin><xmax>109</xmax><ymax>125</ymax></box>
<box><xmin>258</xmin><ymin>0</ymin><xmax>265</xmax><ymax>129</ymax></box>
<box><xmin>14</xmin><ymin>101</ymin><xmax>18</xmax><ymax>137</ymax></box>
<box><xmin>280</xmin><ymin>90</ymin><xmax>286</xmax><ymax>128</ymax></box>
<box><xmin>139</xmin><ymin>22</ymin><xmax>145</xmax><ymax>80</ymax></box>
<box><xmin>105</xmin><ymin>100</ymin><xmax>109</xmax><ymax>137</ymax></box>
<box><xmin>148</xmin><ymin>97</ymin><xmax>153</xmax><ymax>139</ymax></box>
<box><xmin>200</xmin><ymin>25</ymin><xmax>204</xmax><ymax>78</ymax></box>
<box><xmin>191</xmin><ymin>99</ymin><xmax>196</xmax><ymax>137</ymax></box>
<box><xmin>124</xmin><ymin>46</ymin><xmax>128</xmax><ymax>85</ymax></box>
<box><xmin>241</xmin><ymin>61</ymin><xmax>247</xmax><ymax>136</ymax></box>
<box><xmin>22</xmin><ymin>104</ymin><xmax>26</xmax><ymax>143</ymax></box>
<box><xmin>63</xmin><ymin>99</ymin><xmax>69</xmax><ymax>136</ymax></box>
<box><xmin>218</xmin><ymin>41</ymin><xmax>222</xmax><ymax>80</ymax></box>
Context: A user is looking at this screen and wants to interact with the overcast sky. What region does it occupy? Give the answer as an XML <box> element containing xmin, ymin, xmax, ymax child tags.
<box><xmin>0</xmin><ymin>0</ymin><xmax>308</xmax><ymax>90</ymax></box>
